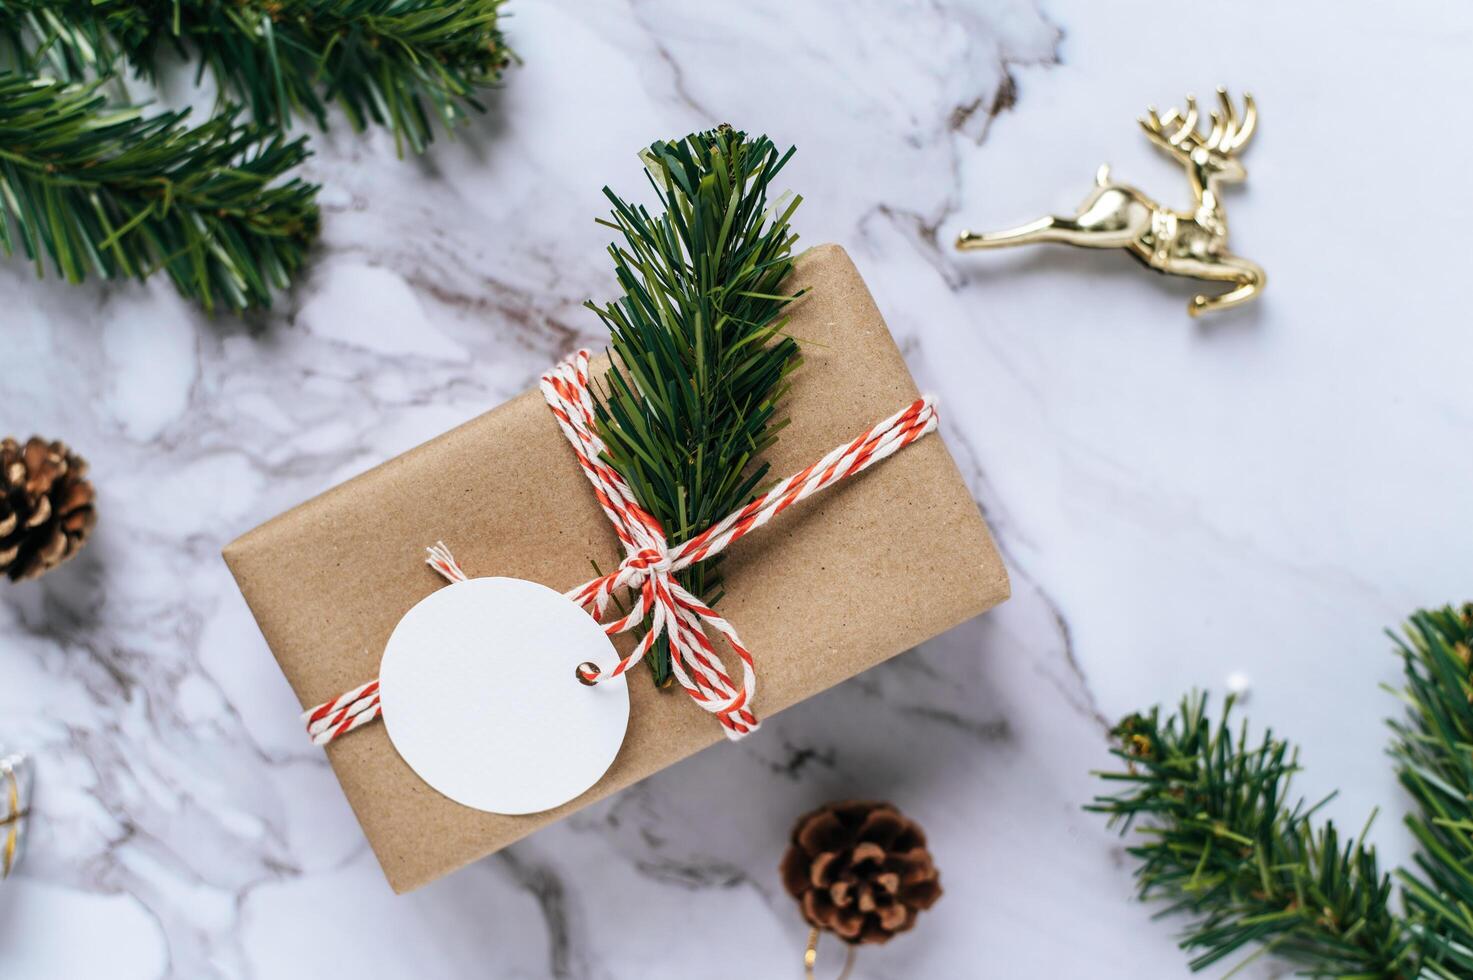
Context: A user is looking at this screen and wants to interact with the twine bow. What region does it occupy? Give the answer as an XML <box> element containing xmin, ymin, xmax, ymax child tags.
<box><xmin>303</xmin><ymin>349</ymin><xmax>938</xmax><ymax>745</ymax></box>
<box><xmin>541</xmin><ymin>351</ymin><xmax>764</xmax><ymax>736</ymax></box>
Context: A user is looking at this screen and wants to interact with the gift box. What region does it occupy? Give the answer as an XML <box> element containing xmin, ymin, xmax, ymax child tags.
<box><xmin>223</xmin><ymin>243</ymin><xmax>1009</xmax><ymax>893</ymax></box>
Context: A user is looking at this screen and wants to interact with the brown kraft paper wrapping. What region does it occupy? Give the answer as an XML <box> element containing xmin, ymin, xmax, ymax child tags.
<box><xmin>223</xmin><ymin>243</ymin><xmax>1010</xmax><ymax>893</ymax></box>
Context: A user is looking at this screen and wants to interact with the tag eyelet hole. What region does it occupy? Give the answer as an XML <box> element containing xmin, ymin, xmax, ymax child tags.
<box><xmin>576</xmin><ymin>662</ymin><xmax>600</xmax><ymax>686</ymax></box>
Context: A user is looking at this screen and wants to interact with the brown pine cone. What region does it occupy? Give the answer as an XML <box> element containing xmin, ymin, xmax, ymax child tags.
<box><xmin>0</xmin><ymin>437</ymin><xmax>97</xmax><ymax>582</ymax></box>
<box><xmin>780</xmin><ymin>800</ymin><xmax>942</xmax><ymax>944</ymax></box>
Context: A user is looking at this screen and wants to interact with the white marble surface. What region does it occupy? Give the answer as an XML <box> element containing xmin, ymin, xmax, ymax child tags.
<box><xmin>3</xmin><ymin>1</ymin><xmax>1472</xmax><ymax>977</ymax></box>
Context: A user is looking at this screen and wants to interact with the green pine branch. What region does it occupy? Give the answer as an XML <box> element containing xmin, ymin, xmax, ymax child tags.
<box><xmin>0</xmin><ymin>72</ymin><xmax>318</xmax><ymax>311</ymax></box>
<box><xmin>587</xmin><ymin>126</ymin><xmax>803</xmax><ymax>686</ymax></box>
<box><xmin>0</xmin><ymin>0</ymin><xmax>511</xmax><ymax>308</ymax></box>
<box><xmin>1093</xmin><ymin>605</ymin><xmax>1473</xmax><ymax>977</ymax></box>
<box><xmin>1389</xmin><ymin>605</ymin><xmax>1473</xmax><ymax>977</ymax></box>
<box><xmin>1089</xmin><ymin>694</ymin><xmax>1411</xmax><ymax>976</ymax></box>
<box><xmin>0</xmin><ymin>0</ymin><xmax>512</xmax><ymax>155</ymax></box>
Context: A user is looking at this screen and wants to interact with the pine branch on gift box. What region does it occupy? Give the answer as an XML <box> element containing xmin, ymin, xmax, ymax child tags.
<box><xmin>0</xmin><ymin>73</ymin><xmax>319</xmax><ymax>311</ymax></box>
<box><xmin>587</xmin><ymin>126</ymin><xmax>803</xmax><ymax>687</ymax></box>
<box><xmin>1089</xmin><ymin>695</ymin><xmax>1411</xmax><ymax>976</ymax></box>
<box><xmin>0</xmin><ymin>0</ymin><xmax>512</xmax><ymax>155</ymax></box>
<box><xmin>1091</xmin><ymin>605</ymin><xmax>1473</xmax><ymax>978</ymax></box>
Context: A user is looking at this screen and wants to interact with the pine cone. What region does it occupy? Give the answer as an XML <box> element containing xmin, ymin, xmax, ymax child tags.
<box><xmin>0</xmin><ymin>437</ymin><xmax>97</xmax><ymax>581</ymax></box>
<box><xmin>780</xmin><ymin>800</ymin><xmax>942</xmax><ymax>944</ymax></box>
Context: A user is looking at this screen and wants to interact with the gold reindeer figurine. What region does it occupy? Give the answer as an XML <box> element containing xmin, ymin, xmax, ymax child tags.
<box><xmin>957</xmin><ymin>88</ymin><xmax>1264</xmax><ymax>316</ymax></box>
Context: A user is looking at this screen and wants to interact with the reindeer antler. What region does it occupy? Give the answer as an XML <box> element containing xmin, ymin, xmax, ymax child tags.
<box><xmin>1142</xmin><ymin>89</ymin><xmax>1257</xmax><ymax>157</ymax></box>
<box><xmin>1141</xmin><ymin>95</ymin><xmax>1202</xmax><ymax>153</ymax></box>
<box><xmin>1204</xmin><ymin>87</ymin><xmax>1256</xmax><ymax>154</ymax></box>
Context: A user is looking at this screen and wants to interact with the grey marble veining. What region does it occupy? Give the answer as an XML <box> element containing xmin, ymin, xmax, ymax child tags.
<box><xmin>4</xmin><ymin>1</ymin><xmax>1473</xmax><ymax>977</ymax></box>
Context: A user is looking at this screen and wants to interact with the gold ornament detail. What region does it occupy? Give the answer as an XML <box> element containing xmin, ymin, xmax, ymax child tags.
<box><xmin>805</xmin><ymin>927</ymin><xmax>857</xmax><ymax>980</ymax></box>
<box><xmin>1</xmin><ymin>753</ymin><xmax>30</xmax><ymax>879</ymax></box>
<box><xmin>957</xmin><ymin>87</ymin><xmax>1265</xmax><ymax>316</ymax></box>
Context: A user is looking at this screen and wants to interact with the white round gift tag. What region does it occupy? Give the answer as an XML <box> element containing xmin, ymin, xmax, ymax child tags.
<box><xmin>378</xmin><ymin>577</ymin><xmax>629</xmax><ymax>815</ymax></box>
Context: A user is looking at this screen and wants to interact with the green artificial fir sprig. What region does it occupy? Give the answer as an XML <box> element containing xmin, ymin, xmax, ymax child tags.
<box><xmin>1091</xmin><ymin>695</ymin><xmax>1409</xmax><ymax>975</ymax></box>
<box><xmin>0</xmin><ymin>0</ymin><xmax>512</xmax><ymax>154</ymax></box>
<box><xmin>1091</xmin><ymin>605</ymin><xmax>1473</xmax><ymax>978</ymax></box>
<box><xmin>0</xmin><ymin>73</ymin><xmax>318</xmax><ymax>311</ymax></box>
<box><xmin>1389</xmin><ymin>605</ymin><xmax>1473</xmax><ymax>975</ymax></box>
<box><xmin>587</xmin><ymin>126</ymin><xmax>803</xmax><ymax>686</ymax></box>
<box><xmin>0</xmin><ymin>0</ymin><xmax>510</xmax><ymax>309</ymax></box>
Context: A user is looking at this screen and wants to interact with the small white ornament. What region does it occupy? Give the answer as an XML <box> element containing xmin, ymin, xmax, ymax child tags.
<box><xmin>1226</xmin><ymin>671</ymin><xmax>1252</xmax><ymax>701</ymax></box>
<box><xmin>378</xmin><ymin>577</ymin><xmax>629</xmax><ymax>815</ymax></box>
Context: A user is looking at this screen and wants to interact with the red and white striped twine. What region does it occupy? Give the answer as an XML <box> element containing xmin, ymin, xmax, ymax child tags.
<box><xmin>303</xmin><ymin>349</ymin><xmax>938</xmax><ymax>746</ymax></box>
